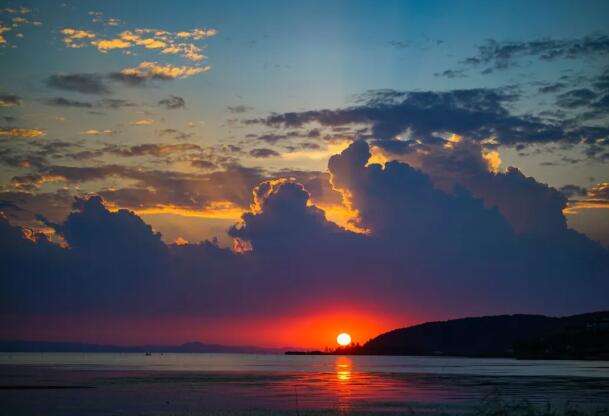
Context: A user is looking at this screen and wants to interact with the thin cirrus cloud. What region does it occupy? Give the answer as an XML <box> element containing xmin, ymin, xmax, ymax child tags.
<box><xmin>434</xmin><ymin>34</ymin><xmax>609</xmax><ymax>76</ymax></box>
<box><xmin>45</xmin><ymin>97</ymin><xmax>136</xmax><ymax>109</ymax></box>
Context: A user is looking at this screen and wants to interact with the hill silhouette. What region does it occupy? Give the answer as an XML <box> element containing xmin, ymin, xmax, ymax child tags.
<box><xmin>358</xmin><ymin>311</ymin><xmax>609</xmax><ymax>359</ymax></box>
<box><xmin>287</xmin><ymin>311</ymin><xmax>609</xmax><ymax>359</ymax></box>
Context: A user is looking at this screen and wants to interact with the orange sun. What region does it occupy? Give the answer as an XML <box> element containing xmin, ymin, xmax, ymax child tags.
<box><xmin>336</xmin><ymin>332</ymin><xmax>351</xmax><ymax>346</ymax></box>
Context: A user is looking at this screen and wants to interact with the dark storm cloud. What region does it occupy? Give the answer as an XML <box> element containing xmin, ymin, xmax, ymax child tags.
<box><xmin>158</xmin><ymin>95</ymin><xmax>186</xmax><ymax>110</ymax></box>
<box><xmin>460</xmin><ymin>35</ymin><xmax>609</xmax><ymax>73</ymax></box>
<box><xmin>2</xmin><ymin>142</ymin><xmax>608</xmax><ymax>322</ymax></box>
<box><xmin>46</xmin><ymin>73</ymin><xmax>110</xmax><ymax>95</ymax></box>
<box><xmin>249</xmin><ymin>148</ymin><xmax>280</xmax><ymax>158</ymax></box>
<box><xmin>251</xmin><ymin>88</ymin><xmax>600</xmax><ymax>146</ymax></box>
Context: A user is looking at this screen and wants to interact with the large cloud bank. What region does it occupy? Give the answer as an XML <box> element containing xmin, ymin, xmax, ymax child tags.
<box><xmin>1</xmin><ymin>141</ymin><xmax>608</xmax><ymax>338</ymax></box>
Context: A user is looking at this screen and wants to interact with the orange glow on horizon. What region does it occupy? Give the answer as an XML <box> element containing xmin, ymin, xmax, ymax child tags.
<box><xmin>4</xmin><ymin>309</ymin><xmax>407</xmax><ymax>350</ymax></box>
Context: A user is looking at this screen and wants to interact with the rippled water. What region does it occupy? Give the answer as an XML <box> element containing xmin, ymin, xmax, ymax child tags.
<box><xmin>1</xmin><ymin>353</ymin><xmax>608</xmax><ymax>415</ymax></box>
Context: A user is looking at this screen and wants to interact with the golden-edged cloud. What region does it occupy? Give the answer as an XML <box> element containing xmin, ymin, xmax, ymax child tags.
<box><xmin>565</xmin><ymin>182</ymin><xmax>609</xmax><ymax>214</ymax></box>
<box><xmin>81</xmin><ymin>129</ymin><xmax>114</xmax><ymax>136</ymax></box>
<box><xmin>0</xmin><ymin>127</ymin><xmax>46</xmax><ymax>138</ymax></box>
<box><xmin>61</xmin><ymin>28</ymin><xmax>96</xmax><ymax>48</ymax></box>
<box><xmin>60</xmin><ymin>25</ymin><xmax>216</xmax><ymax>62</ymax></box>
<box><xmin>132</xmin><ymin>119</ymin><xmax>154</xmax><ymax>126</ymax></box>
<box><xmin>120</xmin><ymin>61</ymin><xmax>209</xmax><ymax>80</ymax></box>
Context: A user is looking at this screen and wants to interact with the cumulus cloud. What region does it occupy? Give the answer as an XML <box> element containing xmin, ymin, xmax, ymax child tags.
<box><xmin>371</xmin><ymin>137</ymin><xmax>571</xmax><ymax>236</ymax></box>
<box><xmin>1</xmin><ymin>142</ymin><xmax>608</xmax><ymax>335</ymax></box>
<box><xmin>61</xmin><ymin>28</ymin><xmax>96</xmax><ymax>48</ymax></box>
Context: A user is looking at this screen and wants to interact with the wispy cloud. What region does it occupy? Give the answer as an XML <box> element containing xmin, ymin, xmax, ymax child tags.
<box><xmin>158</xmin><ymin>95</ymin><xmax>185</xmax><ymax>109</ymax></box>
<box><xmin>81</xmin><ymin>129</ymin><xmax>114</xmax><ymax>136</ymax></box>
<box><xmin>0</xmin><ymin>93</ymin><xmax>21</xmax><ymax>107</ymax></box>
<box><xmin>132</xmin><ymin>119</ymin><xmax>154</xmax><ymax>126</ymax></box>
<box><xmin>0</xmin><ymin>127</ymin><xmax>46</xmax><ymax>138</ymax></box>
<box><xmin>46</xmin><ymin>73</ymin><xmax>109</xmax><ymax>95</ymax></box>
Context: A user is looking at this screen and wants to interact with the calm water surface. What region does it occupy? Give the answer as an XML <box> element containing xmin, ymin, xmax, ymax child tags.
<box><xmin>1</xmin><ymin>353</ymin><xmax>608</xmax><ymax>415</ymax></box>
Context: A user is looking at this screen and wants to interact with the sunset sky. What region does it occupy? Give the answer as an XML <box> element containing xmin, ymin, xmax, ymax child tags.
<box><xmin>1</xmin><ymin>0</ymin><xmax>609</xmax><ymax>348</ymax></box>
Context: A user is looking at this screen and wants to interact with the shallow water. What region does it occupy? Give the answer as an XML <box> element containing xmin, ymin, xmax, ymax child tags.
<box><xmin>1</xmin><ymin>353</ymin><xmax>608</xmax><ymax>415</ymax></box>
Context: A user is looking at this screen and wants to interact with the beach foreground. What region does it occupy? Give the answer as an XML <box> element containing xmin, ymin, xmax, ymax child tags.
<box><xmin>1</xmin><ymin>353</ymin><xmax>608</xmax><ymax>415</ymax></box>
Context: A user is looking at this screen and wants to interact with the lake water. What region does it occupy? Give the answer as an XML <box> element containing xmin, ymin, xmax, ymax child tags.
<box><xmin>1</xmin><ymin>353</ymin><xmax>609</xmax><ymax>415</ymax></box>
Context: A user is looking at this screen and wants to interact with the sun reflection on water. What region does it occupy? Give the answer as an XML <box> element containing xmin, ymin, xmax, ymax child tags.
<box><xmin>335</xmin><ymin>356</ymin><xmax>352</xmax><ymax>382</ymax></box>
<box><xmin>335</xmin><ymin>356</ymin><xmax>353</xmax><ymax>413</ymax></box>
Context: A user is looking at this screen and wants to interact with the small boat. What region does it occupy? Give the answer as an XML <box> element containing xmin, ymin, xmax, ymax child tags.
<box><xmin>145</xmin><ymin>352</ymin><xmax>152</xmax><ymax>356</ymax></box>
